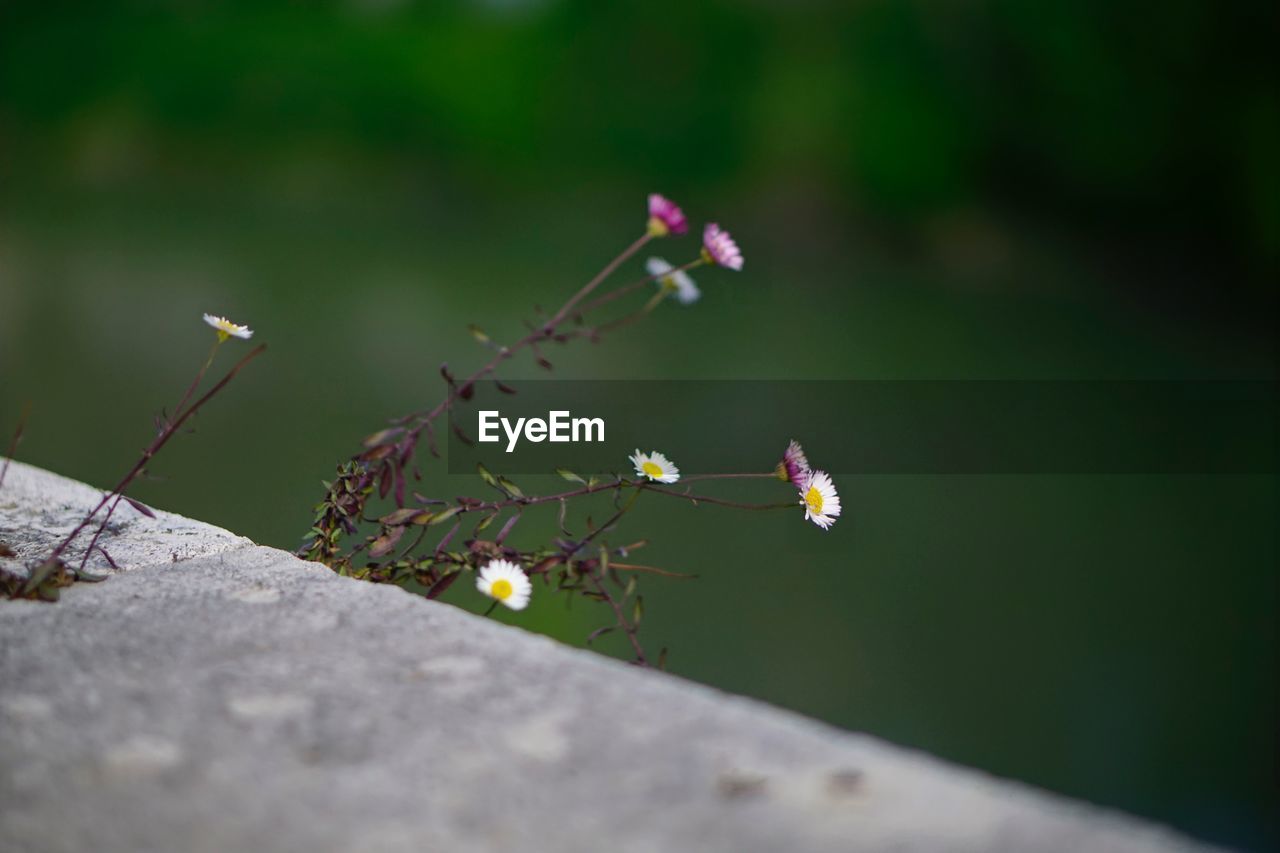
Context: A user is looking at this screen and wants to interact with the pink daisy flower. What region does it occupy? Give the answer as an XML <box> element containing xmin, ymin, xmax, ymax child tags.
<box><xmin>775</xmin><ymin>439</ymin><xmax>811</xmax><ymax>488</ymax></box>
<box><xmin>701</xmin><ymin>223</ymin><xmax>743</xmax><ymax>271</ymax></box>
<box><xmin>647</xmin><ymin>193</ymin><xmax>688</xmax><ymax>237</ymax></box>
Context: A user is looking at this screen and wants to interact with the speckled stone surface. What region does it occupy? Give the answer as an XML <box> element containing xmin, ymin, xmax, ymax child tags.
<box><xmin>0</xmin><ymin>459</ymin><xmax>250</xmax><ymax>579</ymax></box>
<box><xmin>0</xmin><ymin>462</ymin><xmax>1219</xmax><ymax>853</ymax></box>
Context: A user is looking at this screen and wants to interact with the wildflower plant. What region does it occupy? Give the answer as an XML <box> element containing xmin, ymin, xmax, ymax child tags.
<box><xmin>1</xmin><ymin>316</ymin><xmax>264</xmax><ymax>601</ymax></box>
<box><xmin>302</xmin><ymin>194</ymin><xmax>840</xmax><ymax>666</ymax></box>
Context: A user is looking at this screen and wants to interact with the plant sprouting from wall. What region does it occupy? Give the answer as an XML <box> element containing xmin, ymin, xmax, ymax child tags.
<box><xmin>302</xmin><ymin>195</ymin><xmax>842</xmax><ymax>665</ymax></box>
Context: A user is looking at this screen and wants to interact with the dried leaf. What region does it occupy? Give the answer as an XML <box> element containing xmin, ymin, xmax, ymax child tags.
<box><xmin>434</xmin><ymin>521</ymin><xmax>461</xmax><ymax>557</ymax></box>
<box><xmin>495</xmin><ymin>513</ymin><xmax>520</xmax><ymax>545</ymax></box>
<box><xmin>425</xmin><ymin>569</ymin><xmax>461</xmax><ymax>600</ymax></box>
<box><xmin>369</xmin><ymin>526</ymin><xmax>406</xmax><ymax>558</ymax></box>
<box><xmin>362</xmin><ymin>427</ymin><xmax>405</xmax><ymax>448</ymax></box>
<box><xmin>378</xmin><ymin>461</ymin><xmax>393</xmax><ymax>499</ymax></box>
<box><xmin>124</xmin><ymin>496</ymin><xmax>156</xmax><ymax>518</ymax></box>
<box><xmin>379</xmin><ymin>507</ymin><xmax>419</xmax><ymax>526</ymax></box>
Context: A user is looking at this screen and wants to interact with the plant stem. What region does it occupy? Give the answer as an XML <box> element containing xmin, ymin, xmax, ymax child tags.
<box><xmin>637</xmin><ymin>483</ymin><xmax>795</xmax><ymax>511</ymax></box>
<box><xmin>77</xmin><ymin>493</ymin><xmax>124</xmax><ymax>572</ymax></box>
<box><xmin>677</xmin><ymin>472</ymin><xmax>778</xmax><ymax>483</ymax></box>
<box><xmin>48</xmin><ymin>344</ymin><xmax>266</xmax><ymax>563</ymax></box>
<box><xmin>397</xmin><ymin>251</ymin><xmax>701</xmax><ymax>435</ymax></box>
<box><xmin>169</xmin><ymin>339</ymin><xmax>223</xmax><ymax>427</ymax></box>
<box><xmin>0</xmin><ymin>401</ymin><xmax>31</xmax><ymax>490</ymax></box>
<box><xmin>586</xmin><ymin>571</ymin><xmax>648</xmax><ymax>665</ymax></box>
<box><xmin>544</xmin><ymin>232</ymin><xmax>651</xmax><ymax>329</ymax></box>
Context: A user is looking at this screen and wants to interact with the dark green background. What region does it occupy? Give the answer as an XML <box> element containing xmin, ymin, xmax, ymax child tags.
<box><xmin>1</xmin><ymin>2</ymin><xmax>1275</xmax><ymax>849</ymax></box>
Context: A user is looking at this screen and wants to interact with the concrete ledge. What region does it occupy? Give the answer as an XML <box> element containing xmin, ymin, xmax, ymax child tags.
<box><xmin>0</xmin><ymin>459</ymin><xmax>251</xmax><ymax>579</ymax></box>
<box><xmin>0</xmin><ymin>462</ymin><xmax>1218</xmax><ymax>852</ymax></box>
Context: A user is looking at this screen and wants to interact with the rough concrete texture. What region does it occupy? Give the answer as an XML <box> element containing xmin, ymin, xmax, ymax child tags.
<box><xmin>1</xmin><ymin>463</ymin><xmax>1219</xmax><ymax>853</ymax></box>
<box><xmin>0</xmin><ymin>459</ymin><xmax>251</xmax><ymax>579</ymax></box>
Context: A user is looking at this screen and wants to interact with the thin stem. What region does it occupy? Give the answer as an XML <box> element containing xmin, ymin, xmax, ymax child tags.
<box><xmin>637</xmin><ymin>482</ymin><xmax>795</xmax><ymax>511</ymax></box>
<box><xmin>0</xmin><ymin>401</ymin><xmax>31</xmax><ymax>489</ymax></box>
<box><xmin>677</xmin><ymin>472</ymin><xmax>778</xmax><ymax>483</ymax></box>
<box><xmin>398</xmin><ymin>253</ymin><xmax>703</xmax><ymax>435</ymax></box>
<box><xmin>609</xmin><ymin>562</ymin><xmax>694</xmax><ymax>579</ymax></box>
<box><xmin>49</xmin><ymin>344</ymin><xmax>266</xmax><ymax>562</ymax></box>
<box><xmin>169</xmin><ymin>338</ymin><xmax>223</xmax><ymax>426</ymax></box>
<box><xmin>570</xmin><ymin>258</ymin><xmax>705</xmax><ymax>323</ymax></box>
<box><xmin>77</xmin><ymin>494</ymin><xmax>125</xmax><ymax>573</ymax></box>
<box><xmin>544</xmin><ymin>232</ymin><xmax>652</xmax><ymax>329</ymax></box>
<box><xmin>586</xmin><ymin>571</ymin><xmax>647</xmax><ymax>665</ymax></box>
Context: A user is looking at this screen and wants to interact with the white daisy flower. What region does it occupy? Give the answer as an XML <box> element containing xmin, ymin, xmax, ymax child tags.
<box><xmin>799</xmin><ymin>469</ymin><xmax>841</xmax><ymax>530</ymax></box>
<box><xmin>630</xmin><ymin>449</ymin><xmax>680</xmax><ymax>483</ymax></box>
<box><xmin>645</xmin><ymin>257</ymin><xmax>701</xmax><ymax>305</ymax></box>
<box><xmin>476</xmin><ymin>559</ymin><xmax>532</xmax><ymax>611</ymax></box>
<box><xmin>202</xmin><ymin>313</ymin><xmax>253</xmax><ymax>341</ymax></box>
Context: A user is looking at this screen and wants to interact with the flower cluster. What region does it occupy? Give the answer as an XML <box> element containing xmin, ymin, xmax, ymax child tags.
<box><xmin>303</xmin><ymin>193</ymin><xmax>826</xmax><ymax>666</ymax></box>
<box><xmin>465</xmin><ymin>441</ymin><xmax>842</xmax><ymax>620</ymax></box>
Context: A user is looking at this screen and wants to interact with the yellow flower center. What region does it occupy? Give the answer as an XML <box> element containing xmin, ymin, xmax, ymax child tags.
<box><xmin>804</xmin><ymin>485</ymin><xmax>824</xmax><ymax>514</ymax></box>
<box><xmin>490</xmin><ymin>578</ymin><xmax>513</xmax><ymax>600</ymax></box>
<box><xmin>647</xmin><ymin>216</ymin><xmax>669</xmax><ymax>238</ymax></box>
<box><xmin>659</xmin><ymin>275</ymin><xmax>677</xmax><ymax>291</ymax></box>
<box><xmin>642</xmin><ymin>461</ymin><xmax>664</xmax><ymax>479</ymax></box>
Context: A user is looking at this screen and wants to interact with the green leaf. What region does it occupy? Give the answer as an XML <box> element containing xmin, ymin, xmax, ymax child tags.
<box><xmin>476</xmin><ymin>463</ymin><xmax>498</xmax><ymax>488</ymax></box>
<box><xmin>556</xmin><ymin>468</ymin><xmax>585</xmax><ymax>484</ymax></box>
<box><xmin>429</xmin><ymin>506</ymin><xmax>462</xmax><ymax>526</ymax></box>
<box><xmin>632</xmin><ymin>595</ymin><xmax>644</xmax><ymax>625</ymax></box>
<box><xmin>498</xmin><ymin>477</ymin><xmax>524</xmax><ymax>498</ymax></box>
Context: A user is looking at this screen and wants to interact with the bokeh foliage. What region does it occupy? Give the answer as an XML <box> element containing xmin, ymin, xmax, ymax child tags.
<box><xmin>1</xmin><ymin>1</ymin><xmax>1275</xmax><ymax>849</ymax></box>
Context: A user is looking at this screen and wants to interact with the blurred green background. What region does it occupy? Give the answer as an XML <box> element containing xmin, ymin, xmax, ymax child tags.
<box><xmin>1</xmin><ymin>1</ymin><xmax>1275</xmax><ymax>849</ymax></box>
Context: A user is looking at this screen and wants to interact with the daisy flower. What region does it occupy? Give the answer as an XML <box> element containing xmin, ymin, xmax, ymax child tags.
<box><xmin>476</xmin><ymin>559</ymin><xmax>532</xmax><ymax>611</ymax></box>
<box><xmin>701</xmin><ymin>223</ymin><xmax>743</xmax><ymax>271</ymax></box>
<box><xmin>202</xmin><ymin>313</ymin><xmax>253</xmax><ymax>342</ymax></box>
<box><xmin>647</xmin><ymin>193</ymin><xmax>688</xmax><ymax>237</ymax></box>
<box><xmin>775</xmin><ymin>439</ymin><xmax>811</xmax><ymax>489</ymax></box>
<box><xmin>645</xmin><ymin>257</ymin><xmax>701</xmax><ymax>305</ymax></box>
<box><xmin>630</xmin><ymin>449</ymin><xmax>680</xmax><ymax>484</ymax></box>
<box><xmin>799</xmin><ymin>469</ymin><xmax>841</xmax><ymax>530</ymax></box>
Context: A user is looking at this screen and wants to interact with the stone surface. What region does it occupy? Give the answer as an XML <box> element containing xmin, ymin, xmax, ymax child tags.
<box><xmin>0</xmin><ymin>462</ymin><xmax>1220</xmax><ymax>853</ymax></box>
<box><xmin>0</xmin><ymin>459</ymin><xmax>250</xmax><ymax>579</ymax></box>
